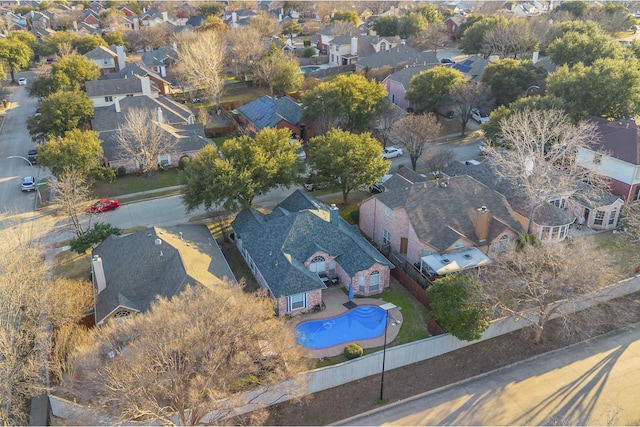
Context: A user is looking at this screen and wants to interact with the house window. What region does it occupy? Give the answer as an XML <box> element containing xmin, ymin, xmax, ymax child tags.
<box><xmin>494</xmin><ymin>234</ymin><xmax>509</xmax><ymax>252</ymax></box>
<box><xmin>328</xmin><ymin>260</ymin><xmax>336</xmax><ymax>276</ymax></box>
<box><xmin>593</xmin><ymin>153</ymin><xmax>602</xmax><ymax>164</ymax></box>
<box><xmin>288</xmin><ymin>293</ymin><xmax>306</xmax><ymax>311</ymax></box>
<box><xmin>331</xmin><ymin>54</ymin><xmax>334</xmax><ymax>62</ymax></box>
<box><xmin>609</xmin><ymin>209</ymin><xmax>617</xmax><ymax>225</ymax></box>
<box><xmin>105</xmin><ymin>95</ymin><xmax>113</xmax><ymax>102</ymax></box>
<box><xmin>103</xmin><ymin>59</ymin><xmax>109</xmax><ymax>64</ymax></box>
<box><xmin>594</xmin><ymin>210</ymin><xmax>605</xmax><ymax>225</ymax></box>
<box><xmin>382</xmin><ymin>229</ymin><xmax>390</xmax><ymax>245</ymax></box>
<box><xmin>358</xmin><ymin>275</ymin><xmax>365</xmax><ymax>293</ymax></box>
<box><xmin>310</xmin><ymin>255</ymin><xmax>325</xmax><ymax>274</ymax></box>
<box><xmin>549</xmin><ymin>198</ymin><xmax>565</xmax><ymax>209</ymax></box>
<box><xmin>369</xmin><ymin>271</ymin><xmax>380</xmax><ymax>292</ymax></box>
<box><xmin>380</xmin><ymin>41</ymin><xmax>386</xmax><ymax>51</ymax></box>
<box><xmin>634</xmin><ymin>186</ymin><xmax>640</xmax><ymax>201</ymax></box>
<box><xmin>335</xmin><ymin>45</ymin><xmax>339</xmax><ymax>51</ymax></box>
<box><xmin>114</xmin><ymin>310</ymin><xmax>129</xmax><ymax>318</ymax></box>
<box><xmin>158</xmin><ymin>154</ymin><xmax>170</xmax><ymax>166</ymax></box>
<box><xmin>385</xmin><ymin>207</ymin><xmax>393</xmax><ymax>218</ymax></box>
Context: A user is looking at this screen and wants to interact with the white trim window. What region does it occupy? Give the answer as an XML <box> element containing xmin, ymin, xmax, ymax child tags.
<box><xmin>594</xmin><ymin>210</ymin><xmax>605</xmax><ymax>226</ymax></box>
<box><xmin>369</xmin><ymin>271</ymin><xmax>380</xmax><ymax>292</ymax></box>
<box><xmin>385</xmin><ymin>206</ymin><xmax>393</xmax><ymax>217</ymax></box>
<box><xmin>609</xmin><ymin>209</ymin><xmax>617</xmax><ymax>226</ymax></box>
<box><xmin>382</xmin><ymin>229</ymin><xmax>390</xmax><ymax>245</ymax></box>
<box><xmin>288</xmin><ymin>293</ymin><xmax>306</xmax><ymax>311</ymax></box>
<box><xmin>158</xmin><ymin>154</ymin><xmax>171</xmax><ymax>167</ymax></box>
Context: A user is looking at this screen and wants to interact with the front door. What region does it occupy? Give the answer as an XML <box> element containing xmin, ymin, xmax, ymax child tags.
<box><xmin>400</xmin><ymin>237</ymin><xmax>408</xmax><ymax>254</ymax></box>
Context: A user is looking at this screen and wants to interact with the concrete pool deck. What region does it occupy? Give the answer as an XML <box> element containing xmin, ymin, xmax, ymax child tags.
<box><xmin>288</xmin><ymin>286</ymin><xmax>404</xmax><ymax>359</ymax></box>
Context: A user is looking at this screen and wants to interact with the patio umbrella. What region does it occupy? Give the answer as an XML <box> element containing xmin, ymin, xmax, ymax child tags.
<box><xmin>348</xmin><ymin>282</ymin><xmax>354</xmax><ymax>299</ymax></box>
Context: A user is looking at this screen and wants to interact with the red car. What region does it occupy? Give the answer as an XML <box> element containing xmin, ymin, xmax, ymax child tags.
<box><xmin>86</xmin><ymin>199</ymin><xmax>120</xmax><ymax>214</ymax></box>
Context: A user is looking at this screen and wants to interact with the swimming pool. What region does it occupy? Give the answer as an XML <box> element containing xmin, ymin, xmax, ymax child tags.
<box><xmin>295</xmin><ymin>305</ymin><xmax>387</xmax><ymax>349</ymax></box>
<box><xmin>300</xmin><ymin>66</ymin><xmax>320</xmax><ymax>74</ymax></box>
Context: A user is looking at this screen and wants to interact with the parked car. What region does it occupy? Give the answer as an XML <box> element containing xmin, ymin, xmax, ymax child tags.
<box><xmin>18</xmin><ymin>78</ymin><xmax>27</xmax><ymax>86</ymax></box>
<box><xmin>382</xmin><ymin>146</ymin><xmax>403</xmax><ymax>159</ymax></box>
<box><xmin>21</xmin><ymin>176</ymin><xmax>36</xmax><ymax>192</ymax></box>
<box><xmin>27</xmin><ymin>149</ymin><xmax>37</xmax><ymax>165</ymax></box>
<box><xmin>86</xmin><ymin>199</ymin><xmax>120</xmax><ymax>213</ymax></box>
<box><xmin>440</xmin><ymin>58</ymin><xmax>455</xmax><ymax>64</ymax></box>
<box><xmin>471</xmin><ymin>108</ymin><xmax>490</xmax><ymax>124</ymax></box>
<box><xmin>369</xmin><ymin>174</ymin><xmax>393</xmax><ymax>194</ymax></box>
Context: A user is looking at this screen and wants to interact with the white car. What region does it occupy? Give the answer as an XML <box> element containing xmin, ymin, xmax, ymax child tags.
<box><xmin>18</xmin><ymin>77</ymin><xmax>27</xmax><ymax>86</ymax></box>
<box><xmin>382</xmin><ymin>146</ymin><xmax>403</xmax><ymax>159</ymax></box>
<box><xmin>471</xmin><ymin>108</ymin><xmax>489</xmax><ymax>124</ymax></box>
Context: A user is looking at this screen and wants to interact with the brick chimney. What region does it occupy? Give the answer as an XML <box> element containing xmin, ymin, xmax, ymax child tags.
<box><xmin>92</xmin><ymin>255</ymin><xmax>107</xmax><ymax>294</ymax></box>
<box><xmin>475</xmin><ymin>206</ymin><xmax>490</xmax><ymax>242</ymax></box>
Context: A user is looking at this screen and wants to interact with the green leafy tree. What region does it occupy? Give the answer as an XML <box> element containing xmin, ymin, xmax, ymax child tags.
<box><xmin>331</xmin><ymin>10</ymin><xmax>359</xmax><ymax>26</ymax></box>
<box><xmin>197</xmin><ymin>2</ymin><xmax>224</xmax><ymax>16</ymax></box>
<box><xmin>481</xmin><ymin>59</ymin><xmax>547</xmax><ymax>107</ymax></box>
<box><xmin>416</xmin><ymin>4</ymin><xmax>444</xmax><ymax>23</ymax></box>
<box><xmin>69</xmin><ymin>223</ymin><xmax>121</xmax><ymax>254</ymax></box>
<box><xmin>50</xmin><ymin>54</ymin><xmax>101</xmax><ymax>91</ymax></box>
<box><xmin>7</xmin><ymin>31</ymin><xmax>37</xmax><ymax>49</ymax></box>
<box><xmin>547</xmin><ymin>30</ymin><xmax>629</xmax><ymax>67</ymax></box>
<box><xmin>552</xmin><ymin>0</ymin><xmax>588</xmax><ymax>18</ymax></box>
<box><xmin>302</xmin><ymin>46</ymin><xmax>316</xmax><ymax>58</ymax></box>
<box><xmin>398</xmin><ymin>11</ymin><xmax>427</xmax><ymax>38</ymax></box>
<box><xmin>37</xmin><ymin>129</ymin><xmax>104</xmax><ymax>178</ymax></box>
<box><xmin>272</xmin><ymin>56</ymin><xmax>303</xmax><ymax>95</ymax></box>
<box><xmin>282</xmin><ymin>19</ymin><xmax>302</xmax><ymax>41</ymax></box>
<box><xmin>39</xmin><ymin>30</ymin><xmax>76</xmax><ymax>57</ymax></box>
<box><xmin>102</xmin><ymin>31</ymin><xmax>127</xmax><ymax>47</ymax></box>
<box><xmin>71</xmin><ymin>34</ymin><xmax>106</xmax><ymax>54</ymax></box>
<box><xmin>28</xmin><ymin>76</ymin><xmax>56</xmax><ymax>97</ymax></box>
<box><xmin>459</xmin><ymin>16</ymin><xmax>507</xmax><ymax>56</ymax></box>
<box><xmin>27</xmin><ymin>91</ymin><xmax>94</xmax><ymax>142</ymax></box>
<box><xmin>0</xmin><ymin>38</ymin><xmax>33</xmax><ymax>83</ymax></box>
<box><xmin>544</xmin><ymin>20</ymin><xmax>602</xmax><ymax>48</ymax></box>
<box><xmin>180</xmin><ymin>128</ymin><xmax>304</xmax><ymax>212</ymax></box>
<box><xmin>301</xmin><ymin>74</ymin><xmax>388</xmax><ymax>133</ymax></box>
<box><xmin>372</xmin><ymin>15</ymin><xmax>398</xmax><ymax>37</ymax></box>
<box><xmin>308</xmin><ymin>129</ymin><xmax>389</xmax><ymax>204</ymax></box>
<box><xmin>405</xmin><ymin>66</ymin><xmax>465</xmax><ymax>113</ymax></box>
<box><xmin>427</xmin><ymin>274</ymin><xmax>490</xmax><ymax>342</ymax></box>
<box><xmin>547</xmin><ymin>58</ymin><xmax>640</xmax><ymax>120</ymax></box>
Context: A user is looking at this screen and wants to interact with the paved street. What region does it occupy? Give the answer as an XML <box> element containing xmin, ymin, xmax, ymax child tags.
<box><xmin>0</xmin><ymin>73</ymin><xmax>41</xmax><ymax>215</ymax></box>
<box><xmin>338</xmin><ymin>324</ymin><xmax>640</xmax><ymax>426</ymax></box>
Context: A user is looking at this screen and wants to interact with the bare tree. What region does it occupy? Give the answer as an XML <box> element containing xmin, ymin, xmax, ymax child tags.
<box><xmin>482</xmin><ymin>19</ymin><xmax>538</xmax><ymax>59</ymax></box>
<box><xmin>482</xmin><ymin>239</ymin><xmax>622</xmax><ymax>344</ymax></box>
<box><xmin>115</xmin><ymin>108</ymin><xmax>178</xmax><ymax>175</ymax></box>
<box><xmin>373</xmin><ymin>102</ymin><xmax>408</xmax><ymax>148</ymax></box>
<box><xmin>391</xmin><ymin>113</ymin><xmax>442</xmax><ymax>171</ymax></box>
<box><xmin>174</xmin><ymin>31</ymin><xmax>226</xmax><ymax>107</ymax></box>
<box><xmin>226</xmin><ymin>26</ymin><xmax>269</xmax><ymax>76</ymax></box>
<box><xmin>247</xmin><ymin>11</ymin><xmax>280</xmax><ymax>38</ymax></box>
<box><xmin>52</xmin><ymin>167</ymin><xmax>93</xmax><ymax>237</ymax></box>
<box><xmin>423</xmin><ymin>147</ymin><xmax>455</xmax><ymax>177</ymax></box>
<box><xmin>61</xmin><ymin>285</ymin><xmax>311</xmax><ymax>426</ymax></box>
<box><xmin>408</xmin><ymin>22</ymin><xmax>449</xmax><ymax>54</ymax></box>
<box><xmin>488</xmin><ymin>109</ymin><xmax>605</xmax><ymax>233</ymax></box>
<box><xmin>448</xmin><ymin>82</ymin><xmax>492</xmax><ymax>137</ymax></box>
<box><xmin>0</xmin><ymin>224</ymin><xmax>47</xmax><ymax>425</ymax></box>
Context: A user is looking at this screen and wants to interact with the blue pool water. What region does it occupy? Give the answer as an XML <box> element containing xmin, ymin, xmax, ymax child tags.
<box><xmin>300</xmin><ymin>66</ymin><xmax>320</xmax><ymax>74</ymax></box>
<box><xmin>295</xmin><ymin>305</ymin><xmax>387</xmax><ymax>349</ymax></box>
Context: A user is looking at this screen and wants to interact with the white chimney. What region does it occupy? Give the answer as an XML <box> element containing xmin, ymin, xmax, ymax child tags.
<box><xmin>351</xmin><ymin>36</ymin><xmax>358</xmax><ymax>56</ymax></box>
<box><xmin>157</xmin><ymin>106</ymin><xmax>163</xmax><ymax>122</ymax></box>
<box><xmin>162</xmin><ymin>11</ymin><xmax>168</xmax><ymax>22</ymax></box>
<box><xmin>532</xmin><ymin>51</ymin><xmax>539</xmax><ymax>64</ymax></box>
<box><xmin>133</xmin><ymin>16</ymin><xmax>139</xmax><ymax>30</ymax></box>
<box><xmin>116</xmin><ymin>45</ymin><xmax>126</xmax><ymax>72</ymax></box>
<box><xmin>114</xmin><ymin>96</ymin><xmax>120</xmax><ymax>112</ymax></box>
<box><xmin>141</xmin><ymin>75</ymin><xmax>152</xmax><ymax>97</ymax></box>
<box><xmin>92</xmin><ymin>255</ymin><xmax>107</xmax><ymax>294</ymax></box>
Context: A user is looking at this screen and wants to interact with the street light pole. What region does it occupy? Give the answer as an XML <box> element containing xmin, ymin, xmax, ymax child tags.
<box><xmin>7</xmin><ymin>155</ymin><xmax>41</xmax><ymax>210</ymax></box>
<box><xmin>379</xmin><ymin>308</ymin><xmax>389</xmax><ymax>401</ymax></box>
<box><xmin>7</xmin><ymin>155</ymin><xmax>33</xmax><ymax>170</ymax></box>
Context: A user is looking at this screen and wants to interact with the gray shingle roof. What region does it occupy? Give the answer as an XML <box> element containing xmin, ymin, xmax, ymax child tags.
<box><xmin>236</xmin><ymin>95</ymin><xmax>301</xmax><ymax>130</ymax></box>
<box><xmin>92</xmin><ymin>95</ymin><xmax>194</xmax><ymax>131</ymax></box>
<box><xmin>102</xmin><ymin>62</ymin><xmax>169</xmax><ymax>84</ymax></box>
<box><xmin>442</xmin><ymin>160</ymin><xmax>573</xmax><ymax>226</ymax></box>
<box><xmin>382</xmin><ymin>65</ymin><xmax>434</xmax><ymax>89</ymax></box>
<box><xmin>92</xmin><ymin>224</ymin><xmax>236</xmax><ymax>324</ymax></box>
<box><xmin>231</xmin><ymin>190</ymin><xmax>393</xmax><ymax>298</ymax></box>
<box><xmin>86</xmin><ymin>77</ymin><xmax>154</xmax><ymax>97</ymax></box>
<box><xmin>85</xmin><ymin>45</ymin><xmax>116</xmax><ymax>60</ymax></box>
<box><xmin>141</xmin><ymin>46</ymin><xmax>178</xmax><ymax>68</ymax></box>
<box><xmin>378</xmin><ymin>174</ymin><xmax>524</xmax><ymax>251</ymax></box>
<box><xmin>356</xmin><ymin>46</ymin><xmax>438</xmax><ymax>69</ymax></box>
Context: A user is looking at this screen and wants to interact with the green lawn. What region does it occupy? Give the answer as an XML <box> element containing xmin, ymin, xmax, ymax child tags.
<box><xmin>91</xmin><ymin>170</ymin><xmax>182</xmax><ymax>199</ymax></box>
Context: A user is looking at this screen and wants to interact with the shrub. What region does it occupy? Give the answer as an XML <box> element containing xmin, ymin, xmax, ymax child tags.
<box><xmin>178</xmin><ymin>155</ymin><xmax>190</xmax><ymax>170</ymax></box>
<box><xmin>117</xmin><ymin>166</ymin><xmax>127</xmax><ymax>177</ymax></box>
<box><xmin>303</xmin><ymin>40</ymin><xmax>311</xmax><ymax>47</ymax></box>
<box><xmin>344</xmin><ymin>343</ymin><xmax>363</xmax><ymax>359</ymax></box>
<box><xmin>302</xmin><ymin>47</ymin><xmax>316</xmax><ymax>58</ymax></box>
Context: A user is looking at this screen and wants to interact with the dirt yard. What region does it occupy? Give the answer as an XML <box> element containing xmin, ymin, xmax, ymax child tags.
<box><xmin>259</xmin><ymin>292</ymin><xmax>640</xmax><ymax>426</ymax></box>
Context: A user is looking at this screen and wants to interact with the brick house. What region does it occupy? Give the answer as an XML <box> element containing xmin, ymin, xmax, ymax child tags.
<box><xmin>359</xmin><ymin>168</ymin><xmax>524</xmax><ymax>272</ymax></box>
<box><xmin>231</xmin><ymin>190</ymin><xmax>394</xmax><ymax>316</ymax></box>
